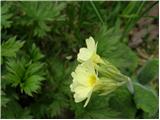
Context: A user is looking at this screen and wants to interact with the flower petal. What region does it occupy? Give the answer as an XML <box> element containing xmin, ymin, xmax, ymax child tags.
<box><xmin>83</xmin><ymin>90</ymin><xmax>92</xmax><ymax>107</ymax></box>
<box><xmin>77</xmin><ymin>48</ymin><xmax>93</xmax><ymax>62</ymax></box>
<box><xmin>74</xmin><ymin>85</ymin><xmax>92</xmax><ymax>103</ymax></box>
<box><xmin>86</xmin><ymin>36</ymin><xmax>96</xmax><ymax>51</ymax></box>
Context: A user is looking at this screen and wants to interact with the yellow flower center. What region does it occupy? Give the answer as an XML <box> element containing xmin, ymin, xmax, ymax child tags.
<box><xmin>88</xmin><ymin>75</ymin><xmax>97</xmax><ymax>87</ymax></box>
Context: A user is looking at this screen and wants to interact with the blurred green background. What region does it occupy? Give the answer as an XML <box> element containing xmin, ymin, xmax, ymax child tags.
<box><xmin>1</xmin><ymin>1</ymin><xmax>159</xmax><ymax>119</ymax></box>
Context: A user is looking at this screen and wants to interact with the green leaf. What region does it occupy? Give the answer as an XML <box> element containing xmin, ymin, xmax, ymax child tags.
<box><xmin>122</xmin><ymin>2</ymin><xmax>141</xmax><ymax>16</ymax></box>
<box><xmin>20</xmin><ymin>2</ymin><xmax>66</xmax><ymax>37</ymax></box>
<box><xmin>84</xmin><ymin>108</ymin><xmax>120</xmax><ymax>119</ymax></box>
<box><xmin>96</xmin><ymin>26</ymin><xmax>138</xmax><ymax>73</ymax></box>
<box><xmin>29</xmin><ymin>44</ymin><xmax>44</xmax><ymax>62</ymax></box>
<box><xmin>90</xmin><ymin>1</ymin><xmax>104</xmax><ymax>24</ymax></box>
<box><xmin>21</xmin><ymin>75</ymin><xmax>44</xmax><ymax>96</ymax></box>
<box><xmin>30</xmin><ymin>102</ymin><xmax>48</xmax><ymax>118</ymax></box>
<box><xmin>5</xmin><ymin>58</ymin><xmax>26</xmax><ymax>87</ymax></box>
<box><xmin>3</xmin><ymin>42</ymin><xmax>45</xmax><ymax>96</ymax></box>
<box><xmin>1</xmin><ymin>91</ymin><xmax>10</xmax><ymax>107</ymax></box>
<box><xmin>108</xmin><ymin>86</ymin><xmax>137</xmax><ymax>118</ymax></box>
<box><xmin>47</xmin><ymin>94</ymin><xmax>69</xmax><ymax>118</ymax></box>
<box><xmin>137</xmin><ymin>58</ymin><xmax>158</xmax><ymax>84</ymax></box>
<box><xmin>1</xmin><ymin>99</ymin><xmax>32</xmax><ymax>118</ymax></box>
<box><xmin>1</xmin><ymin>3</ymin><xmax>13</xmax><ymax>29</ymax></box>
<box><xmin>1</xmin><ymin>36</ymin><xmax>25</xmax><ymax>57</ymax></box>
<box><xmin>5</xmin><ymin>57</ymin><xmax>45</xmax><ymax>96</ymax></box>
<box><xmin>47</xmin><ymin>57</ymin><xmax>65</xmax><ymax>83</ymax></box>
<box><xmin>24</xmin><ymin>62</ymin><xmax>44</xmax><ymax>78</ymax></box>
<box><xmin>73</xmin><ymin>93</ymin><xmax>120</xmax><ymax>119</ymax></box>
<box><xmin>48</xmin><ymin>101</ymin><xmax>62</xmax><ymax>117</ymax></box>
<box><xmin>133</xmin><ymin>82</ymin><xmax>158</xmax><ymax>116</ymax></box>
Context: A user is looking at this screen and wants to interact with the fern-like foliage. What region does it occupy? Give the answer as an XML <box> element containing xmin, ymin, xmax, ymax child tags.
<box><xmin>1</xmin><ymin>36</ymin><xmax>25</xmax><ymax>57</ymax></box>
<box><xmin>1</xmin><ymin>90</ymin><xmax>10</xmax><ymax>108</ymax></box>
<box><xmin>4</xmin><ymin>44</ymin><xmax>45</xmax><ymax>96</ymax></box>
<box><xmin>28</xmin><ymin>44</ymin><xmax>44</xmax><ymax>62</ymax></box>
<box><xmin>19</xmin><ymin>2</ymin><xmax>66</xmax><ymax>37</ymax></box>
<box><xmin>1</xmin><ymin>2</ymin><xmax>13</xmax><ymax>29</ymax></box>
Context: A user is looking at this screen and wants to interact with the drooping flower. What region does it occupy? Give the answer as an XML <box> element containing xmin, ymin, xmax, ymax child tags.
<box><xmin>70</xmin><ymin>36</ymin><xmax>133</xmax><ymax>107</ymax></box>
<box><xmin>70</xmin><ymin>60</ymin><xmax>127</xmax><ymax>107</ymax></box>
<box><xmin>77</xmin><ymin>36</ymin><xmax>103</xmax><ymax>64</ymax></box>
<box><xmin>70</xmin><ymin>62</ymin><xmax>99</xmax><ymax>107</ymax></box>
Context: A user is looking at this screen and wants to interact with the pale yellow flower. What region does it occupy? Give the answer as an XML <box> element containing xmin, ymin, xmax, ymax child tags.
<box><xmin>70</xmin><ymin>62</ymin><xmax>99</xmax><ymax>107</ymax></box>
<box><xmin>77</xmin><ymin>36</ymin><xmax>103</xmax><ymax>64</ymax></box>
<box><xmin>70</xmin><ymin>36</ymin><xmax>132</xmax><ymax>107</ymax></box>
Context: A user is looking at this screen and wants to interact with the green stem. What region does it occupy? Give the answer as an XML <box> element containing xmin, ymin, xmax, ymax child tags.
<box><xmin>90</xmin><ymin>1</ymin><xmax>104</xmax><ymax>24</ymax></box>
<box><xmin>127</xmin><ymin>78</ymin><xmax>134</xmax><ymax>94</ymax></box>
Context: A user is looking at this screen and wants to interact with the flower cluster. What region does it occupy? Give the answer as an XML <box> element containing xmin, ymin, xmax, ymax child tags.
<box><xmin>70</xmin><ymin>36</ymin><xmax>131</xmax><ymax>107</ymax></box>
